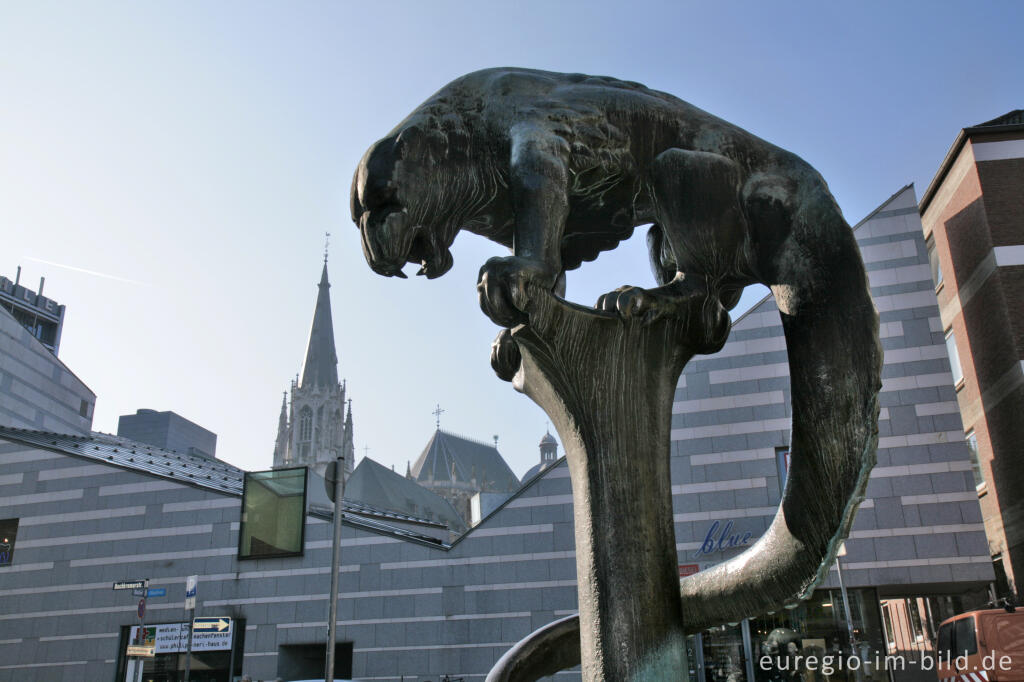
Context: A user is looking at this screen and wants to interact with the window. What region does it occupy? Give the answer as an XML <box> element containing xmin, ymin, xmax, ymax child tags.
<box><xmin>965</xmin><ymin>431</ymin><xmax>985</xmax><ymax>489</ymax></box>
<box><xmin>238</xmin><ymin>468</ymin><xmax>307</xmax><ymax>559</ymax></box>
<box><xmin>0</xmin><ymin>518</ymin><xmax>19</xmax><ymax>567</ymax></box>
<box><xmin>299</xmin><ymin>406</ymin><xmax>313</xmax><ymax>442</ymax></box>
<box><xmin>775</xmin><ymin>447</ymin><xmax>791</xmax><ymax>494</ymax></box>
<box><xmin>955</xmin><ymin>616</ymin><xmax>978</xmax><ymax>657</ymax></box>
<box><xmin>927</xmin><ymin>237</ymin><xmax>944</xmax><ymax>289</ymax></box>
<box><xmin>945</xmin><ymin>329</ymin><xmax>964</xmax><ymax>386</ymax></box>
<box><xmin>936</xmin><ymin>621</ymin><xmax>952</xmax><ymax>659</ymax></box>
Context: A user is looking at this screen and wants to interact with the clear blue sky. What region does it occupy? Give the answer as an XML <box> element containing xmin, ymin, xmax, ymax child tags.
<box><xmin>2</xmin><ymin>1</ymin><xmax>1021</xmax><ymax>477</ymax></box>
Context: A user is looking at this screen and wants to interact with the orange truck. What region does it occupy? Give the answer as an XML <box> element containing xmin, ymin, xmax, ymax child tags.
<box><xmin>936</xmin><ymin>608</ymin><xmax>1024</xmax><ymax>682</ymax></box>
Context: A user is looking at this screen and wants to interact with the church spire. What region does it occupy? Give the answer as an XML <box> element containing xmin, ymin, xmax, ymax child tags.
<box><xmin>273</xmin><ymin>392</ymin><xmax>290</xmax><ymax>466</ymax></box>
<box><xmin>298</xmin><ymin>261</ymin><xmax>339</xmax><ymax>389</ymax></box>
<box><xmin>343</xmin><ymin>398</ymin><xmax>355</xmax><ymax>475</ymax></box>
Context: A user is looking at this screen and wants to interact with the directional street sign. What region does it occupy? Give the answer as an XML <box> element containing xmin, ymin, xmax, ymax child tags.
<box><xmin>113</xmin><ymin>579</ymin><xmax>149</xmax><ymax>591</ymax></box>
<box><xmin>193</xmin><ymin>617</ymin><xmax>231</xmax><ymax>633</ymax></box>
<box><xmin>126</xmin><ymin>645</ymin><xmax>155</xmax><ymax>658</ymax></box>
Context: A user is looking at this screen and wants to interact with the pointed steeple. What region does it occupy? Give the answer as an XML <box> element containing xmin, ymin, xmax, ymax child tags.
<box><xmin>298</xmin><ymin>262</ymin><xmax>339</xmax><ymax>389</ymax></box>
<box><xmin>273</xmin><ymin>392</ymin><xmax>290</xmax><ymax>466</ymax></box>
<box><xmin>343</xmin><ymin>398</ymin><xmax>355</xmax><ymax>475</ymax></box>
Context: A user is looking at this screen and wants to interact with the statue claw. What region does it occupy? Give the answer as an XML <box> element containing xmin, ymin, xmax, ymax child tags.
<box><xmin>595</xmin><ymin>285</ymin><xmax>672</xmax><ymax>323</ymax></box>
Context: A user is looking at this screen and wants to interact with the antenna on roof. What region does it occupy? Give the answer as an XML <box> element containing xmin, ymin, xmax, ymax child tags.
<box><xmin>433</xmin><ymin>404</ymin><xmax>445</xmax><ymax>429</ymax></box>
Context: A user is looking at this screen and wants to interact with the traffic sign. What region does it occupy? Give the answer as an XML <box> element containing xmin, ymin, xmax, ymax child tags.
<box><xmin>193</xmin><ymin>617</ymin><xmax>231</xmax><ymax>633</ymax></box>
<box><xmin>126</xmin><ymin>645</ymin><xmax>155</xmax><ymax>658</ymax></box>
<box><xmin>325</xmin><ymin>459</ymin><xmax>343</xmax><ymax>502</ymax></box>
<box><xmin>184</xmin><ymin>574</ymin><xmax>197</xmax><ymax>610</ymax></box>
<box><xmin>113</xmin><ymin>579</ymin><xmax>149</xmax><ymax>591</ymax></box>
<box><xmin>138</xmin><ymin>598</ymin><xmax>146</xmax><ymax>619</ymax></box>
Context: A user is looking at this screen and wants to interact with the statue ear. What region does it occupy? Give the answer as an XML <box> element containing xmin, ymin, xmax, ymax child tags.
<box><xmin>396</xmin><ymin>120</ymin><xmax>447</xmax><ymax>161</ymax></box>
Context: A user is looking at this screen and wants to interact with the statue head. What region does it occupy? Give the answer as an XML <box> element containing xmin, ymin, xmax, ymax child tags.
<box><xmin>351</xmin><ymin>109</ymin><xmax>486</xmax><ymax>281</ymax></box>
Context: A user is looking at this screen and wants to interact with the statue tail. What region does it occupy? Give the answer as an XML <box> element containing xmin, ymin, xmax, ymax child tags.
<box><xmin>678</xmin><ymin>184</ymin><xmax>882</xmax><ymax>630</ymax></box>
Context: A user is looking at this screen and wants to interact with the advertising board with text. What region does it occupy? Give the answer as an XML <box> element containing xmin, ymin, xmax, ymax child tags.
<box><xmin>129</xmin><ymin>622</ymin><xmax>231</xmax><ymax>653</ymax></box>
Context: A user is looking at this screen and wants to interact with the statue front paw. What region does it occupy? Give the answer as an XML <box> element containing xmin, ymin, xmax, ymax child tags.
<box><xmin>477</xmin><ymin>256</ymin><xmax>557</xmax><ymax>328</ymax></box>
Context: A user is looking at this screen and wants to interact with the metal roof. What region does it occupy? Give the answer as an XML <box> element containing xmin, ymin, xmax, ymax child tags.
<box><xmin>410</xmin><ymin>429</ymin><xmax>520</xmax><ymax>492</ymax></box>
<box><xmin>0</xmin><ymin>426</ymin><xmax>244</xmax><ymax>494</ymax></box>
<box><xmin>346</xmin><ymin>457</ymin><xmax>467</xmax><ymax>533</ymax></box>
<box><xmin>0</xmin><ymin>426</ymin><xmax>456</xmax><ymax>543</ymax></box>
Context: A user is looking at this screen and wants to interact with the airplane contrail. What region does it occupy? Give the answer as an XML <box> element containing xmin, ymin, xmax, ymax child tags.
<box><xmin>22</xmin><ymin>256</ymin><xmax>152</xmax><ymax>287</ymax></box>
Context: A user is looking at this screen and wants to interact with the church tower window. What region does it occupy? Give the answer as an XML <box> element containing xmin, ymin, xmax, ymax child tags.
<box><xmin>299</xmin><ymin>407</ymin><xmax>313</xmax><ymax>442</ymax></box>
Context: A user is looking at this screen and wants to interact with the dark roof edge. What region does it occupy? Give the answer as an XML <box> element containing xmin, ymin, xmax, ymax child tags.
<box><xmin>307</xmin><ymin>507</ymin><xmax>450</xmax><ymax>550</ymax></box>
<box><xmin>448</xmin><ymin>456</ymin><xmax>569</xmax><ymax>550</ymax></box>
<box><xmin>919</xmin><ymin>122</ymin><xmax>1024</xmax><ymax>216</ymax></box>
<box><xmin>0</xmin><ymin>428</ymin><xmax>241</xmax><ymax>497</ymax></box>
<box><xmin>850</xmin><ymin>183</ymin><xmax>915</xmax><ymax>231</ymax></box>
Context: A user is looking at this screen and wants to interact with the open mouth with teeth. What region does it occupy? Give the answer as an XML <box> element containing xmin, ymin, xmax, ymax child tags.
<box><xmin>362</xmin><ymin>212</ymin><xmax>454</xmax><ymax>280</ymax></box>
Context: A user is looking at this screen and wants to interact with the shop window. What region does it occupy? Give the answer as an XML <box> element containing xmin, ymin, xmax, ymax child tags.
<box><xmin>965</xmin><ymin>431</ymin><xmax>985</xmax><ymax>489</ymax></box>
<box><xmin>0</xmin><ymin>518</ymin><xmax>19</xmax><ymax>567</ymax></box>
<box><xmin>945</xmin><ymin>329</ymin><xmax>964</xmax><ymax>387</ymax></box>
<box><xmin>238</xmin><ymin>468</ymin><xmax>307</xmax><ymax>559</ymax></box>
<box><xmin>927</xmin><ymin>237</ymin><xmax>943</xmax><ymax>289</ymax></box>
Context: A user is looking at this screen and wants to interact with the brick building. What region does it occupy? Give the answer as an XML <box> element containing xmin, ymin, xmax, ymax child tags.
<box><xmin>918</xmin><ymin>110</ymin><xmax>1024</xmax><ymax>596</ymax></box>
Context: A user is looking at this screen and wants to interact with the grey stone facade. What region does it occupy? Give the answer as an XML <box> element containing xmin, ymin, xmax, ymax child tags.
<box><xmin>0</xmin><ymin>306</ymin><xmax>94</xmax><ymax>435</ymax></box>
<box><xmin>671</xmin><ymin>185</ymin><xmax>993</xmax><ymax>592</ymax></box>
<box><xmin>0</xmin><ymin>433</ymin><xmax>578</xmax><ymax>681</ymax></box>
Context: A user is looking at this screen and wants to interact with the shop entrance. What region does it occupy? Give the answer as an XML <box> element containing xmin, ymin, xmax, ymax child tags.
<box><xmin>277</xmin><ymin>642</ymin><xmax>353</xmax><ymax>680</ymax></box>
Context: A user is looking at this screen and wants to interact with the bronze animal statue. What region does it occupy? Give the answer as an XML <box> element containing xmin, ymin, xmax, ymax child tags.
<box><xmin>352</xmin><ymin>67</ymin><xmax>881</xmax><ymax>680</ymax></box>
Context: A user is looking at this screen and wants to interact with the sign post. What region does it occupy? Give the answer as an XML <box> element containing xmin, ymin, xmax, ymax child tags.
<box><xmin>325</xmin><ymin>456</ymin><xmax>346</xmax><ymax>682</ymax></box>
<box><xmin>183</xmin><ymin>575</ymin><xmax>197</xmax><ymax>682</ymax></box>
<box><xmin>114</xmin><ymin>579</ymin><xmax>149</xmax><ymax>682</ymax></box>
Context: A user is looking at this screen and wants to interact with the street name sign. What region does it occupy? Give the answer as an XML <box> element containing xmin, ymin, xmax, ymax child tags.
<box><xmin>126</xmin><ymin>645</ymin><xmax>155</xmax><ymax>658</ymax></box>
<box><xmin>193</xmin><ymin>617</ymin><xmax>232</xmax><ymax>633</ymax></box>
<box><xmin>113</xmin><ymin>579</ymin><xmax>149</xmax><ymax>591</ymax></box>
<box><xmin>146</xmin><ymin>588</ymin><xmax>166</xmax><ymax>598</ymax></box>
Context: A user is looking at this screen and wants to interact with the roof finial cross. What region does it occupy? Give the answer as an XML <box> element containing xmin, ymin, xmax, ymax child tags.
<box><xmin>433</xmin><ymin>404</ymin><xmax>445</xmax><ymax>429</ymax></box>
<box><xmin>363</xmin><ymin>445</ymin><xmax>370</xmax><ymax>457</ymax></box>
<box><xmin>324</xmin><ymin>231</ymin><xmax>331</xmax><ymax>264</ymax></box>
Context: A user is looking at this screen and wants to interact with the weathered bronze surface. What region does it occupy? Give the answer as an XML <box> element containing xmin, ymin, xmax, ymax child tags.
<box><xmin>352</xmin><ymin>67</ymin><xmax>882</xmax><ymax>681</ymax></box>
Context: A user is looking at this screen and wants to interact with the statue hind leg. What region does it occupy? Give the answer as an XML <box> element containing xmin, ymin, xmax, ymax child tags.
<box><xmin>595</xmin><ymin>148</ymin><xmax>754</xmax><ymax>352</ymax></box>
